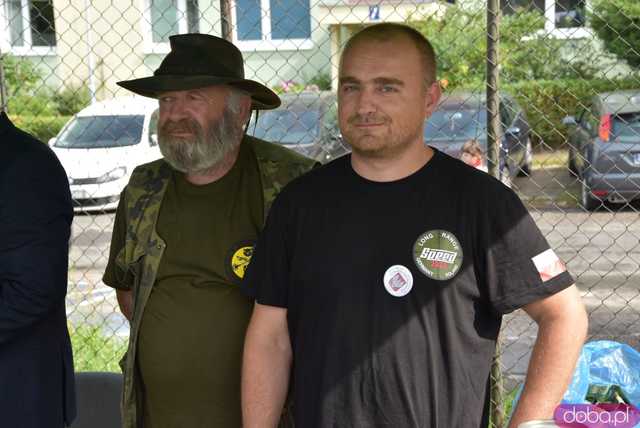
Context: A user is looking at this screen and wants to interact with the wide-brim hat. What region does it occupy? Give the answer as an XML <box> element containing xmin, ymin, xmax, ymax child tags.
<box><xmin>117</xmin><ymin>33</ymin><xmax>280</xmax><ymax>110</ymax></box>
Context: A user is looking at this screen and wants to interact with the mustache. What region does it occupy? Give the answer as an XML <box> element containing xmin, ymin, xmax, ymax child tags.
<box><xmin>160</xmin><ymin>119</ymin><xmax>202</xmax><ymax>135</ymax></box>
<box><xmin>348</xmin><ymin>114</ymin><xmax>390</xmax><ymax>125</ymax></box>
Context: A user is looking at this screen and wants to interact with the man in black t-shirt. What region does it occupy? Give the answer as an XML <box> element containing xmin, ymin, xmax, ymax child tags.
<box><xmin>241</xmin><ymin>24</ymin><xmax>588</xmax><ymax>428</ymax></box>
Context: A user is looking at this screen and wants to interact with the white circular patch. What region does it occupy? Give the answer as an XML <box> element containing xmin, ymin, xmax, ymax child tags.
<box><xmin>383</xmin><ymin>265</ymin><xmax>414</xmax><ymax>297</ymax></box>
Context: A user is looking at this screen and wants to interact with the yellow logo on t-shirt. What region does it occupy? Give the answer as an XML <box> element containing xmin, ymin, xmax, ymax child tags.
<box><xmin>231</xmin><ymin>246</ymin><xmax>254</xmax><ymax>279</ymax></box>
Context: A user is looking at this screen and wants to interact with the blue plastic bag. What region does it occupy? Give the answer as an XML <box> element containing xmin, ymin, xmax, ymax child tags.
<box><xmin>509</xmin><ymin>340</ymin><xmax>640</xmax><ymax>426</ymax></box>
<box><xmin>562</xmin><ymin>340</ymin><xmax>640</xmax><ymax>406</ymax></box>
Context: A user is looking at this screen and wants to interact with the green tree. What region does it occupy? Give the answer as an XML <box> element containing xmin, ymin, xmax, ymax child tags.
<box><xmin>2</xmin><ymin>54</ymin><xmax>44</xmax><ymax>95</ymax></box>
<box><xmin>590</xmin><ymin>0</ymin><xmax>640</xmax><ymax>68</ymax></box>
<box><xmin>411</xmin><ymin>5</ymin><xmax>600</xmax><ymax>87</ymax></box>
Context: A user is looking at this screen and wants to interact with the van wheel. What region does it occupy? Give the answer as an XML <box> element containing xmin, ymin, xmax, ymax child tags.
<box><xmin>518</xmin><ymin>138</ymin><xmax>533</xmax><ymax>176</ymax></box>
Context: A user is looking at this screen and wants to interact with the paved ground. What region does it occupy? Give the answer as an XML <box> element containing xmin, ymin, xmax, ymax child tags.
<box><xmin>66</xmin><ymin>165</ymin><xmax>640</xmax><ymax>392</ymax></box>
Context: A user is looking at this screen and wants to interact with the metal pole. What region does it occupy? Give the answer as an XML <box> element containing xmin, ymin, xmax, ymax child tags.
<box><xmin>487</xmin><ymin>3</ymin><xmax>504</xmax><ymax>427</ymax></box>
<box><xmin>220</xmin><ymin>0</ymin><xmax>232</xmax><ymax>41</ymax></box>
<box><xmin>0</xmin><ymin>50</ymin><xmax>7</xmax><ymax>113</ymax></box>
<box><xmin>487</xmin><ymin>0</ymin><xmax>501</xmax><ymax>180</ymax></box>
<box><xmin>84</xmin><ymin>0</ymin><xmax>97</xmax><ymax>104</ymax></box>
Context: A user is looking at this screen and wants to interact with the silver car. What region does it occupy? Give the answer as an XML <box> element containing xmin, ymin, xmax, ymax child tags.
<box><xmin>564</xmin><ymin>90</ymin><xmax>640</xmax><ymax>210</ymax></box>
<box><xmin>248</xmin><ymin>91</ymin><xmax>347</xmax><ymax>163</ymax></box>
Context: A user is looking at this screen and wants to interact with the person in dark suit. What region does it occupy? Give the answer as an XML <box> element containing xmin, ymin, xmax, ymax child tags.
<box><xmin>0</xmin><ymin>111</ymin><xmax>76</xmax><ymax>427</ymax></box>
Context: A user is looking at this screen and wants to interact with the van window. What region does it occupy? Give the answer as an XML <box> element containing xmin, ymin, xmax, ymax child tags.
<box><xmin>54</xmin><ymin>115</ymin><xmax>145</xmax><ymax>148</ymax></box>
<box><xmin>612</xmin><ymin>113</ymin><xmax>640</xmax><ymax>143</ymax></box>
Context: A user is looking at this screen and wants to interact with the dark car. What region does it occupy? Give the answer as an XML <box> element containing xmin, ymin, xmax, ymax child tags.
<box><xmin>564</xmin><ymin>90</ymin><xmax>640</xmax><ymax>210</ymax></box>
<box><xmin>248</xmin><ymin>91</ymin><xmax>347</xmax><ymax>163</ymax></box>
<box><xmin>424</xmin><ymin>92</ymin><xmax>533</xmax><ymax>187</ymax></box>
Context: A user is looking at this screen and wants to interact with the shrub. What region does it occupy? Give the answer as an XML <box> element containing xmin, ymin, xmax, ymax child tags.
<box><xmin>502</xmin><ymin>77</ymin><xmax>640</xmax><ymax>149</ymax></box>
<box><xmin>2</xmin><ymin>55</ymin><xmax>44</xmax><ymax>94</ymax></box>
<box><xmin>306</xmin><ymin>73</ymin><xmax>332</xmax><ymax>91</ymax></box>
<box><xmin>70</xmin><ymin>325</ymin><xmax>127</xmax><ymax>372</ymax></box>
<box><xmin>55</xmin><ymin>86</ymin><xmax>91</xmax><ymax>116</ymax></box>
<box><xmin>7</xmin><ymin>90</ymin><xmax>58</xmax><ymax>116</ymax></box>
<box><xmin>9</xmin><ymin>114</ymin><xmax>71</xmax><ymax>143</ymax></box>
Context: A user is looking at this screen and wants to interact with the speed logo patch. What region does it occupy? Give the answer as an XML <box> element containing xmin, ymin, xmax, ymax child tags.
<box><xmin>383</xmin><ymin>265</ymin><xmax>414</xmax><ymax>297</ymax></box>
<box><xmin>413</xmin><ymin>230</ymin><xmax>463</xmax><ymax>281</ymax></box>
<box><xmin>229</xmin><ymin>244</ymin><xmax>255</xmax><ymax>280</ymax></box>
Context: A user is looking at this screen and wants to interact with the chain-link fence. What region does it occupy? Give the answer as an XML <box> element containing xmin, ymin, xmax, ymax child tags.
<box><xmin>1</xmin><ymin>0</ymin><xmax>639</xmax><ymax>424</ymax></box>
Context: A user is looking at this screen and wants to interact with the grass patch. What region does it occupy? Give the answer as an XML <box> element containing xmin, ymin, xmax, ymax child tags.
<box><xmin>488</xmin><ymin>385</ymin><xmax>521</xmax><ymax>427</ymax></box>
<box><xmin>70</xmin><ymin>325</ymin><xmax>126</xmax><ymax>372</ymax></box>
<box><xmin>532</xmin><ymin>149</ymin><xmax>569</xmax><ymax>170</ymax></box>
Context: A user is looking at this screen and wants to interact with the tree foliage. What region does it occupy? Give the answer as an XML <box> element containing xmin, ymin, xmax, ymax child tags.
<box><xmin>590</xmin><ymin>0</ymin><xmax>640</xmax><ymax>68</ymax></box>
<box><xmin>2</xmin><ymin>54</ymin><xmax>44</xmax><ymax>95</ymax></box>
<box><xmin>412</xmin><ymin>6</ymin><xmax>601</xmax><ymax>87</ymax></box>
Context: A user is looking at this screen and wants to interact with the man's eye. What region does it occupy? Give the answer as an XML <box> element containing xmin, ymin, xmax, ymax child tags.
<box><xmin>188</xmin><ymin>94</ymin><xmax>206</xmax><ymax>102</ymax></box>
<box><xmin>342</xmin><ymin>85</ymin><xmax>358</xmax><ymax>93</ymax></box>
<box><xmin>380</xmin><ymin>85</ymin><xmax>397</xmax><ymax>93</ymax></box>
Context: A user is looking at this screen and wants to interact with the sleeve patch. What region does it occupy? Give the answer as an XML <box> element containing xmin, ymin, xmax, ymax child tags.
<box><xmin>532</xmin><ymin>248</ymin><xmax>567</xmax><ymax>282</ymax></box>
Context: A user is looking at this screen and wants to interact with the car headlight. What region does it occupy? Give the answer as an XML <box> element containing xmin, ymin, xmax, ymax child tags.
<box><xmin>96</xmin><ymin>167</ymin><xmax>127</xmax><ymax>183</ymax></box>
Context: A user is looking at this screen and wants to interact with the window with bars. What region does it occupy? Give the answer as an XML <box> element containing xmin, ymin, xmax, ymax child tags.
<box><xmin>148</xmin><ymin>0</ymin><xmax>199</xmax><ymax>44</ymax></box>
<box><xmin>234</xmin><ymin>0</ymin><xmax>311</xmax><ymax>50</ymax></box>
<box><xmin>5</xmin><ymin>0</ymin><xmax>56</xmax><ymax>50</ymax></box>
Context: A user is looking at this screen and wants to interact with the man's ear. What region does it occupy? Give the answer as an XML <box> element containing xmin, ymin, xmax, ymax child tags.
<box><xmin>424</xmin><ymin>81</ymin><xmax>442</xmax><ymax>118</ymax></box>
<box><xmin>240</xmin><ymin>95</ymin><xmax>253</xmax><ymax>124</ymax></box>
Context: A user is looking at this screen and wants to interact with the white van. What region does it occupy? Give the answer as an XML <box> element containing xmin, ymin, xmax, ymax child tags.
<box><xmin>50</xmin><ymin>97</ymin><xmax>161</xmax><ymax>212</ymax></box>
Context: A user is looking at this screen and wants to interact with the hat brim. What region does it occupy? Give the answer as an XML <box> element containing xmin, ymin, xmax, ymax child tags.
<box><xmin>116</xmin><ymin>75</ymin><xmax>281</xmax><ymax>110</ymax></box>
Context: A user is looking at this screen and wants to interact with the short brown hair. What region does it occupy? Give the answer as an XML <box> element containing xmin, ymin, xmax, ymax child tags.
<box><xmin>461</xmin><ymin>139</ymin><xmax>483</xmax><ymax>158</ymax></box>
<box><xmin>341</xmin><ymin>23</ymin><xmax>437</xmax><ymax>85</ymax></box>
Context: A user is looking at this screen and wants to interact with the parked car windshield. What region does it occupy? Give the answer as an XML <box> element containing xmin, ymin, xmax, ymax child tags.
<box><xmin>251</xmin><ymin>109</ymin><xmax>320</xmax><ymax>145</ymax></box>
<box><xmin>425</xmin><ymin>109</ymin><xmax>487</xmax><ymax>142</ymax></box>
<box><xmin>612</xmin><ymin>113</ymin><xmax>640</xmax><ymax>143</ymax></box>
<box><xmin>54</xmin><ymin>115</ymin><xmax>145</xmax><ymax>148</ymax></box>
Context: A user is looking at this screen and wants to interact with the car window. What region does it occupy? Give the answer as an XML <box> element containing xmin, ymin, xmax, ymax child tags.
<box><xmin>500</xmin><ymin>98</ymin><xmax>515</xmax><ymax>129</ymax></box>
<box><xmin>250</xmin><ymin>108</ymin><xmax>320</xmax><ymax>145</ymax></box>
<box><xmin>612</xmin><ymin>113</ymin><xmax>640</xmax><ymax>142</ymax></box>
<box><xmin>54</xmin><ymin>115</ymin><xmax>145</xmax><ymax>149</ymax></box>
<box><xmin>425</xmin><ymin>108</ymin><xmax>487</xmax><ymax>142</ymax></box>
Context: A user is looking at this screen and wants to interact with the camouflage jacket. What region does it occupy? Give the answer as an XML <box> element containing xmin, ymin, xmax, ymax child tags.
<box><xmin>111</xmin><ymin>136</ymin><xmax>316</xmax><ymax>428</ymax></box>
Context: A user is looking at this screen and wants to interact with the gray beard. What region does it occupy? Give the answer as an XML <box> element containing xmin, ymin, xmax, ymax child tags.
<box><xmin>158</xmin><ymin>107</ymin><xmax>244</xmax><ymax>174</ymax></box>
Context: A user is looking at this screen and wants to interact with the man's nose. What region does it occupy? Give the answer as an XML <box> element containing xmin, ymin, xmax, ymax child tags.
<box><xmin>356</xmin><ymin>87</ymin><xmax>378</xmax><ymax>116</ymax></box>
<box><xmin>164</xmin><ymin>97</ymin><xmax>190</xmax><ymax>121</ymax></box>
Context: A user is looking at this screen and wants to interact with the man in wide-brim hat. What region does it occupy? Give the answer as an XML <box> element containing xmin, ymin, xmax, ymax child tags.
<box><xmin>103</xmin><ymin>33</ymin><xmax>315</xmax><ymax>428</ymax></box>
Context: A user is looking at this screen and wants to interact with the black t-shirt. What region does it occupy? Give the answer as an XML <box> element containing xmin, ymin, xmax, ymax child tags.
<box><xmin>242</xmin><ymin>149</ymin><xmax>573</xmax><ymax>428</ymax></box>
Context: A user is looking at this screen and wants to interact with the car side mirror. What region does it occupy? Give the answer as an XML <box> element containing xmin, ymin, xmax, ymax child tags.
<box><xmin>48</xmin><ymin>137</ymin><xmax>56</xmax><ymax>147</ymax></box>
<box><xmin>562</xmin><ymin>116</ymin><xmax>577</xmax><ymax>126</ymax></box>
<box><xmin>150</xmin><ymin>134</ymin><xmax>158</xmax><ymax>146</ymax></box>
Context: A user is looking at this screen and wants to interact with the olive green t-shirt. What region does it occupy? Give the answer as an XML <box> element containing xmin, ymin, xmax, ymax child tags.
<box><xmin>137</xmin><ymin>142</ymin><xmax>263</xmax><ymax>428</ymax></box>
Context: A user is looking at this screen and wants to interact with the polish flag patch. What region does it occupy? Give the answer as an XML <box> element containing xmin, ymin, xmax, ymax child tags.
<box><xmin>532</xmin><ymin>249</ymin><xmax>567</xmax><ymax>282</ymax></box>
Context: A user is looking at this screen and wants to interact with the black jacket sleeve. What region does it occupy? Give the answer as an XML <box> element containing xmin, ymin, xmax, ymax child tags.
<box><xmin>0</xmin><ymin>139</ymin><xmax>73</xmax><ymax>345</ymax></box>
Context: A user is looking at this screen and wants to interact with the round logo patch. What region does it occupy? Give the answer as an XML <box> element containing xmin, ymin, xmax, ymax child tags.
<box><xmin>230</xmin><ymin>245</ymin><xmax>254</xmax><ymax>280</ymax></box>
<box><xmin>413</xmin><ymin>230</ymin><xmax>463</xmax><ymax>281</ymax></box>
<box><xmin>383</xmin><ymin>265</ymin><xmax>414</xmax><ymax>297</ymax></box>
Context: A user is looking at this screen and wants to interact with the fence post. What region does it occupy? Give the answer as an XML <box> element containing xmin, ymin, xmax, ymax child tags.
<box><xmin>220</xmin><ymin>0</ymin><xmax>232</xmax><ymax>40</ymax></box>
<box><xmin>487</xmin><ymin>1</ymin><xmax>505</xmax><ymax>427</ymax></box>
<box><xmin>487</xmin><ymin>0</ymin><xmax>501</xmax><ymax>180</ymax></box>
<box><xmin>0</xmin><ymin>49</ymin><xmax>7</xmax><ymax>113</ymax></box>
